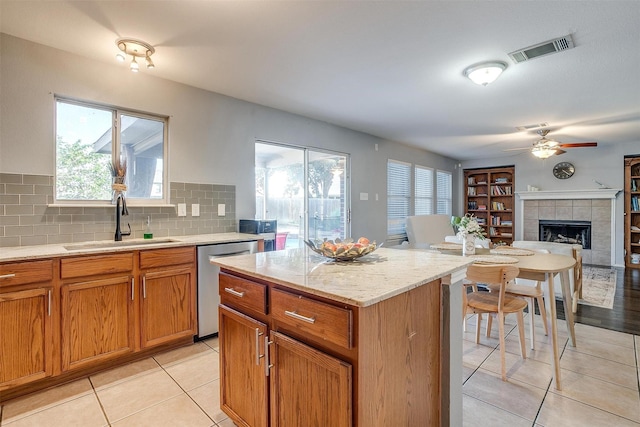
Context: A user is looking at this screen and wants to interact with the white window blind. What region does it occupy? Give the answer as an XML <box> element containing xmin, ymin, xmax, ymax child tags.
<box><xmin>387</xmin><ymin>160</ymin><xmax>411</xmax><ymax>237</ymax></box>
<box><xmin>415</xmin><ymin>165</ymin><xmax>433</xmax><ymax>215</ymax></box>
<box><xmin>436</xmin><ymin>170</ymin><xmax>452</xmax><ymax>215</ymax></box>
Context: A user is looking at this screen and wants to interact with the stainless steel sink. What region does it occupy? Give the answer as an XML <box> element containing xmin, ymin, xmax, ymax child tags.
<box><xmin>63</xmin><ymin>238</ymin><xmax>177</xmax><ymax>251</ymax></box>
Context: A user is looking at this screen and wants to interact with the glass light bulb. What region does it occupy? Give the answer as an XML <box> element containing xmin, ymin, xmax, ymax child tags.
<box><xmin>146</xmin><ymin>55</ymin><xmax>155</xmax><ymax>69</ymax></box>
<box><xmin>130</xmin><ymin>57</ymin><xmax>139</xmax><ymax>72</ymax></box>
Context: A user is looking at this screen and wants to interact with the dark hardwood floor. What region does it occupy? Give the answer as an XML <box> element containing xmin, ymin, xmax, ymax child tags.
<box><xmin>556</xmin><ymin>265</ymin><xmax>640</xmax><ymax>335</ymax></box>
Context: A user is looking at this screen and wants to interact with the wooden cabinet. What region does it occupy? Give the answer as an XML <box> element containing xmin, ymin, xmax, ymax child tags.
<box><xmin>269</xmin><ymin>331</ymin><xmax>352</xmax><ymax>427</ymax></box>
<box><xmin>625</xmin><ymin>156</ymin><xmax>640</xmax><ymax>268</ymax></box>
<box><xmin>464</xmin><ymin>165</ymin><xmax>515</xmax><ymax>245</ymax></box>
<box><xmin>0</xmin><ymin>260</ymin><xmax>55</xmax><ymax>391</ymax></box>
<box><xmin>1</xmin><ymin>245</ymin><xmax>198</xmax><ymax>402</ymax></box>
<box><xmin>60</xmin><ymin>253</ymin><xmax>135</xmax><ymax>372</ymax></box>
<box><xmin>139</xmin><ymin>247</ymin><xmax>197</xmax><ymax>348</ymax></box>
<box><xmin>219</xmin><ymin>305</ymin><xmax>269</xmax><ymax>427</ymax></box>
<box><xmin>219</xmin><ymin>272</ymin><xmax>353</xmax><ymax>427</ymax></box>
<box><xmin>61</xmin><ymin>275</ymin><xmax>135</xmax><ymax>371</ymax></box>
<box><xmin>60</xmin><ymin>247</ymin><xmax>196</xmax><ymax>371</ymax></box>
<box><xmin>219</xmin><ymin>270</ymin><xmax>441</xmax><ymax>426</ymax></box>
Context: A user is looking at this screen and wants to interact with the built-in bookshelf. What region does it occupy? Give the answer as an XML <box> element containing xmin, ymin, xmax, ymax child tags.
<box><xmin>464</xmin><ymin>166</ymin><xmax>515</xmax><ymax>246</ymax></box>
<box><xmin>624</xmin><ymin>156</ymin><xmax>640</xmax><ymax>268</ymax></box>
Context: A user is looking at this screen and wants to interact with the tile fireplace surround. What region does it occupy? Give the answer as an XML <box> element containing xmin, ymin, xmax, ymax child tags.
<box><xmin>517</xmin><ymin>189</ymin><xmax>621</xmax><ymax>266</ymax></box>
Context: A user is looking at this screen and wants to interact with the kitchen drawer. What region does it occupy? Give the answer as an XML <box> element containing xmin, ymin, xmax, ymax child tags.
<box><xmin>61</xmin><ymin>253</ymin><xmax>134</xmax><ymax>279</ymax></box>
<box><xmin>140</xmin><ymin>247</ymin><xmax>195</xmax><ymax>269</ymax></box>
<box><xmin>0</xmin><ymin>260</ymin><xmax>54</xmax><ymax>288</ymax></box>
<box><xmin>271</xmin><ymin>288</ymin><xmax>352</xmax><ymax>349</ymax></box>
<box><xmin>219</xmin><ymin>272</ymin><xmax>267</xmax><ymax>315</ymax></box>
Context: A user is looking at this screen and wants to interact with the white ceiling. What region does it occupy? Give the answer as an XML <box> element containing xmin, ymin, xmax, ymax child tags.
<box><xmin>2</xmin><ymin>1</ymin><xmax>639</xmax><ymax>161</ymax></box>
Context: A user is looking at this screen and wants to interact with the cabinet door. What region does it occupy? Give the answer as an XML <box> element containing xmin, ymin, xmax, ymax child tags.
<box><xmin>140</xmin><ymin>267</ymin><xmax>196</xmax><ymax>348</ymax></box>
<box><xmin>61</xmin><ymin>276</ymin><xmax>135</xmax><ymax>371</ymax></box>
<box><xmin>270</xmin><ymin>331</ymin><xmax>352</xmax><ymax>427</ymax></box>
<box><xmin>0</xmin><ymin>287</ymin><xmax>53</xmax><ymax>390</ymax></box>
<box><xmin>219</xmin><ymin>305</ymin><xmax>268</xmax><ymax>427</ymax></box>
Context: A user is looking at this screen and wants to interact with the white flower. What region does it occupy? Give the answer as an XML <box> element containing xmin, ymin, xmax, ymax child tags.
<box><xmin>455</xmin><ymin>214</ymin><xmax>486</xmax><ymax>239</ymax></box>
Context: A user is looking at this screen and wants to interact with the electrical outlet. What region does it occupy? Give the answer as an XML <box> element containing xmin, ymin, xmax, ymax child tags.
<box><xmin>218</xmin><ymin>204</ymin><xmax>226</xmax><ymax>216</ymax></box>
<box><xmin>360</xmin><ymin>192</ymin><xmax>368</xmax><ymax>201</ymax></box>
<box><xmin>192</xmin><ymin>204</ymin><xmax>200</xmax><ymax>217</ymax></box>
<box><xmin>177</xmin><ymin>203</ymin><xmax>187</xmax><ymax>217</ymax></box>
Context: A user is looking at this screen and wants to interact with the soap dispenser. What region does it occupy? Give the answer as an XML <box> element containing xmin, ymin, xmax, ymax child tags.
<box><xmin>144</xmin><ymin>216</ymin><xmax>153</xmax><ymax>239</ymax></box>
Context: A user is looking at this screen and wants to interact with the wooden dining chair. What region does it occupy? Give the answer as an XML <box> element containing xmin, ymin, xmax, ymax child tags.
<box><xmin>465</xmin><ymin>264</ymin><xmax>527</xmax><ymax>381</ymax></box>
<box><xmin>486</xmin><ymin>249</ymin><xmax>550</xmax><ymax>351</ymax></box>
<box><xmin>462</xmin><ymin>281</ymin><xmax>479</xmax><ymax>332</ymax></box>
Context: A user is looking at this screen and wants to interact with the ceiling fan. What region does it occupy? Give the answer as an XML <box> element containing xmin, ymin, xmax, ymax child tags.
<box><xmin>505</xmin><ymin>129</ymin><xmax>597</xmax><ymax>159</ymax></box>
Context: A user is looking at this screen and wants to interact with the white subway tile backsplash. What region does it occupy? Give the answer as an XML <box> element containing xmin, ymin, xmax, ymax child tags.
<box><xmin>0</xmin><ymin>174</ymin><xmax>236</xmax><ymax>247</ymax></box>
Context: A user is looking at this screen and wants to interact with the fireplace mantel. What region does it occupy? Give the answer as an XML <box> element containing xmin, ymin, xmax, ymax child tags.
<box><xmin>516</xmin><ymin>188</ymin><xmax>622</xmax><ymax>266</ymax></box>
<box><xmin>516</xmin><ymin>189</ymin><xmax>621</xmax><ymax>200</ymax></box>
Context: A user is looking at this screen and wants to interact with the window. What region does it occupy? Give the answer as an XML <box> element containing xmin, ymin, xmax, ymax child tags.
<box><xmin>387</xmin><ymin>160</ymin><xmax>411</xmax><ymax>237</ymax></box>
<box><xmin>436</xmin><ymin>170</ymin><xmax>452</xmax><ymax>215</ymax></box>
<box><xmin>414</xmin><ymin>166</ymin><xmax>433</xmax><ymax>215</ymax></box>
<box><xmin>55</xmin><ymin>98</ymin><xmax>168</xmax><ymax>203</ymax></box>
<box><xmin>387</xmin><ymin>161</ymin><xmax>453</xmax><ymax>240</ymax></box>
<box><xmin>255</xmin><ymin>142</ymin><xmax>350</xmax><ymax>247</ymax></box>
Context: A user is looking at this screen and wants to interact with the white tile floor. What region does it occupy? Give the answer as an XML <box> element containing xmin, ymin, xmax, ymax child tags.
<box><xmin>1</xmin><ymin>315</ymin><xmax>639</xmax><ymax>426</ymax></box>
<box><xmin>462</xmin><ymin>313</ymin><xmax>640</xmax><ymax>426</ymax></box>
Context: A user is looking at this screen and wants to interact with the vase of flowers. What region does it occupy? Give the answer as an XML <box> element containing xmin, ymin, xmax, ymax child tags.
<box><xmin>454</xmin><ymin>214</ymin><xmax>486</xmax><ymax>256</ymax></box>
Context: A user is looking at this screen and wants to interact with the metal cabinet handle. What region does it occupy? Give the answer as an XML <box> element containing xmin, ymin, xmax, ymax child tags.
<box><xmin>255</xmin><ymin>328</ymin><xmax>264</xmax><ymax>366</ymax></box>
<box><xmin>224</xmin><ymin>287</ymin><xmax>244</xmax><ymax>298</ymax></box>
<box><xmin>143</xmin><ymin>276</ymin><xmax>147</xmax><ymax>299</ymax></box>
<box><xmin>48</xmin><ymin>289</ymin><xmax>52</xmax><ymax>317</ymax></box>
<box><xmin>284</xmin><ymin>310</ymin><xmax>316</xmax><ymax>324</ymax></box>
<box><xmin>0</xmin><ymin>273</ymin><xmax>16</xmax><ymax>279</ymax></box>
<box><xmin>131</xmin><ymin>277</ymin><xmax>135</xmax><ymax>301</ymax></box>
<box><xmin>265</xmin><ymin>336</ymin><xmax>273</xmax><ymax>377</ymax></box>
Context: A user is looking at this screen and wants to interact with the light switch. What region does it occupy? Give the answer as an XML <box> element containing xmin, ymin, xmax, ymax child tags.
<box><xmin>218</xmin><ymin>204</ymin><xmax>226</xmax><ymax>216</ymax></box>
<box><xmin>192</xmin><ymin>204</ymin><xmax>200</xmax><ymax>217</ymax></box>
<box><xmin>177</xmin><ymin>203</ymin><xmax>187</xmax><ymax>217</ymax></box>
<box><xmin>360</xmin><ymin>192</ymin><xmax>369</xmax><ymax>201</ymax></box>
<box><xmin>375</xmin><ymin>193</ymin><xmax>379</xmax><ymax>201</ymax></box>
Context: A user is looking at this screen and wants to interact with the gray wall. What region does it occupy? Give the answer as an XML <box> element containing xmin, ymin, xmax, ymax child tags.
<box><xmin>462</xmin><ymin>143</ymin><xmax>640</xmax><ymax>266</ymax></box>
<box><xmin>0</xmin><ymin>34</ymin><xmax>458</xmax><ymax>246</ymax></box>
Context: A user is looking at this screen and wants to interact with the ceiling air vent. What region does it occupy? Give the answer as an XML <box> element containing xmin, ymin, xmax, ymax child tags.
<box><xmin>515</xmin><ymin>122</ymin><xmax>549</xmax><ymax>131</ymax></box>
<box><xmin>508</xmin><ymin>34</ymin><xmax>575</xmax><ymax>63</ymax></box>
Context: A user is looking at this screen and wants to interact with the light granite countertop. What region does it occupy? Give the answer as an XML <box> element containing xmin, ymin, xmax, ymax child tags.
<box><xmin>213</xmin><ymin>247</ymin><xmax>473</xmax><ymax>307</ymax></box>
<box><xmin>0</xmin><ymin>233</ymin><xmax>262</xmax><ymax>262</ymax></box>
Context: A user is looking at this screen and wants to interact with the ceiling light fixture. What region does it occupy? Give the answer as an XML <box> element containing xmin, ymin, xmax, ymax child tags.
<box><xmin>531</xmin><ymin>145</ymin><xmax>558</xmax><ymax>159</ymax></box>
<box><xmin>463</xmin><ymin>61</ymin><xmax>507</xmax><ymax>86</ymax></box>
<box><xmin>115</xmin><ymin>38</ymin><xmax>155</xmax><ymax>72</ymax></box>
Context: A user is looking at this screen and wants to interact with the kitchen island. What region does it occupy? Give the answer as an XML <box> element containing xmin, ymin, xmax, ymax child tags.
<box><xmin>213</xmin><ymin>247</ymin><xmax>472</xmax><ymax>427</ymax></box>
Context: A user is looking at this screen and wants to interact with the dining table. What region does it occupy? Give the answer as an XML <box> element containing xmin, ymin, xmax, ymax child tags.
<box><xmin>429</xmin><ymin>243</ymin><xmax>577</xmax><ymax>390</ymax></box>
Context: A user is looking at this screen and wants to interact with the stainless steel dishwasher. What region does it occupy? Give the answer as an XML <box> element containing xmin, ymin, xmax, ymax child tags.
<box><xmin>197</xmin><ymin>240</ymin><xmax>258</xmax><ymax>339</ymax></box>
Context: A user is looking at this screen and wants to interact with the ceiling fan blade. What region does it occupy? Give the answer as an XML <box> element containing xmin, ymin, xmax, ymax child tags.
<box><xmin>557</xmin><ymin>142</ymin><xmax>597</xmax><ymax>148</ymax></box>
<box><xmin>502</xmin><ymin>147</ymin><xmax>531</xmax><ymax>152</ymax></box>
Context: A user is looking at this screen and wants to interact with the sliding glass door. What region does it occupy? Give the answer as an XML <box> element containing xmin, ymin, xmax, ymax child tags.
<box><xmin>255</xmin><ymin>141</ymin><xmax>350</xmax><ymax>248</ymax></box>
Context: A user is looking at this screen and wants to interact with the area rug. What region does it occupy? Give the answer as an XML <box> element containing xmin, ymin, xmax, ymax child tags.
<box><xmin>578</xmin><ymin>266</ymin><xmax>617</xmax><ymax>309</ymax></box>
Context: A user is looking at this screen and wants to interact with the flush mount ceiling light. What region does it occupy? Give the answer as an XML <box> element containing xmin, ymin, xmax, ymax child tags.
<box><xmin>463</xmin><ymin>61</ymin><xmax>507</xmax><ymax>86</ymax></box>
<box><xmin>115</xmin><ymin>38</ymin><xmax>155</xmax><ymax>72</ymax></box>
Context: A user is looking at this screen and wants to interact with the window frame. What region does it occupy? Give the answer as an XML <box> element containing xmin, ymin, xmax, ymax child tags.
<box><xmin>54</xmin><ymin>96</ymin><xmax>169</xmax><ymax>206</ymax></box>
<box><xmin>387</xmin><ymin>160</ymin><xmax>454</xmax><ymax>241</ymax></box>
<box><xmin>414</xmin><ymin>165</ymin><xmax>434</xmax><ymax>216</ymax></box>
<box><xmin>387</xmin><ymin>159</ymin><xmax>411</xmax><ymax>239</ymax></box>
<box><xmin>436</xmin><ymin>169</ymin><xmax>452</xmax><ymax>215</ymax></box>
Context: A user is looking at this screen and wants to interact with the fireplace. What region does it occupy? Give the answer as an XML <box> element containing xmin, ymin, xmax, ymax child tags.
<box><xmin>539</xmin><ymin>220</ymin><xmax>591</xmax><ymax>249</ymax></box>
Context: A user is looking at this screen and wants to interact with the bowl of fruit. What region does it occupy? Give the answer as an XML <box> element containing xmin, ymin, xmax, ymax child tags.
<box><xmin>304</xmin><ymin>237</ymin><xmax>380</xmax><ymax>261</ymax></box>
